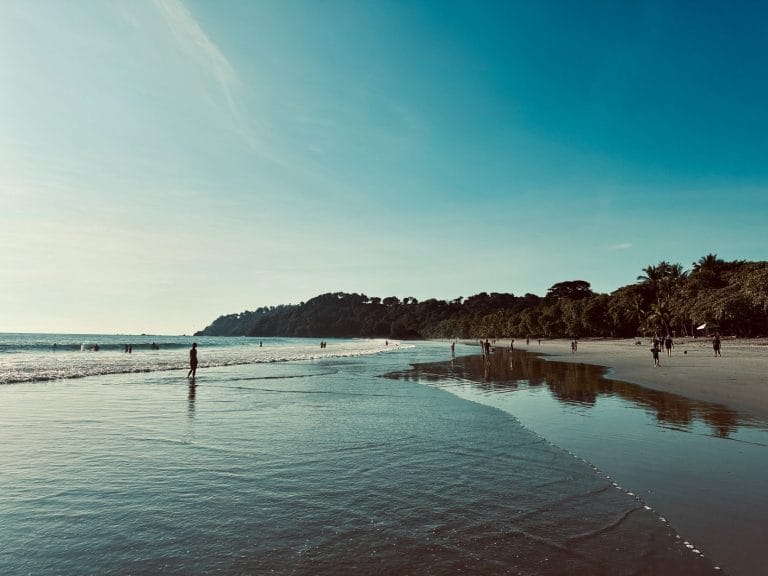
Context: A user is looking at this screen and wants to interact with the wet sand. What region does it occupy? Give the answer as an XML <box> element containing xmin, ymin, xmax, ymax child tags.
<box><xmin>440</xmin><ymin>344</ymin><xmax>768</xmax><ymax>576</ymax></box>
<box><xmin>494</xmin><ymin>337</ymin><xmax>768</xmax><ymax>421</ymax></box>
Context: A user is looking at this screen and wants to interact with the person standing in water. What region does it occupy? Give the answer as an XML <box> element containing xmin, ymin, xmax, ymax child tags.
<box><xmin>187</xmin><ymin>343</ymin><xmax>198</xmax><ymax>379</ymax></box>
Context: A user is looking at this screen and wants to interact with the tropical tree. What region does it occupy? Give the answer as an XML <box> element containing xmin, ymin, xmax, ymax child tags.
<box><xmin>690</xmin><ymin>253</ymin><xmax>726</xmax><ymax>289</ymax></box>
<box><xmin>648</xmin><ymin>300</ymin><xmax>672</xmax><ymax>335</ymax></box>
<box><xmin>546</xmin><ymin>280</ymin><xmax>594</xmax><ymax>301</ymax></box>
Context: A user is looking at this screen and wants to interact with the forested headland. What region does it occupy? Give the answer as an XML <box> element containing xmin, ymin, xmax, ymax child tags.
<box><xmin>196</xmin><ymin>255</ymin><xmax>768</xmax><ymax>339</ymax></box>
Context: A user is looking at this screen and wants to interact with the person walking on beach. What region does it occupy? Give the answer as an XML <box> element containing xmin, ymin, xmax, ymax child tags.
<box><xmin>713</xmin><ymin>332</ymin><xmax>722</xmax><ymax>357</ymax></box>
<box><xmin>187</xmin><ymin>343</ymin><xmax>198</xmax><ymax>378</ymax></box>
<box><xmin>664</xmin><ymin>335</ymin><xmax>673</xmax><ymax>357</ymax></box>
<box><xmin>651</xmin><ymin>344</ymin><xmax>661</xmax><ymax>367</ymax></box>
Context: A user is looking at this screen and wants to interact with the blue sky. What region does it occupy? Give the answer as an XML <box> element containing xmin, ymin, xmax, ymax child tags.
<box><xmin>1</xmin><ymin>0</ymin><xmax>767</xmax><ymax>334</ymax></box>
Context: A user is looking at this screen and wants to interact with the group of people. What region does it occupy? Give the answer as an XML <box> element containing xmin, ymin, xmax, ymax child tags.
<box><xmin>68</xmin><ymin>342</ymin><xmax>162</xmax><ymax>353</ymax></box>
<box><xmin>650</xmin><ymin>332</ymin><xmax>722</xmax><ymax>366</ymax></box>
<box><xmin>123</xmin><ymin>342</ymin><xmax>159</xmax><ymax>353</ymax></box>
<box><xmin>650</xmin><ymin>335</ymin><xmax>674</xmax><ymax>366</ymax></box>
<box><xmin>473</xmin><ymin>337</ymin><xmax>542</xmax><ymax>358</ymax></box>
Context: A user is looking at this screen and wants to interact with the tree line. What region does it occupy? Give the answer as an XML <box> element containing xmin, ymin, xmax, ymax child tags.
<box><xmin>196</xmin><ymin>255</ymin><xmax>768</xmax><ymax>339</ymax></box>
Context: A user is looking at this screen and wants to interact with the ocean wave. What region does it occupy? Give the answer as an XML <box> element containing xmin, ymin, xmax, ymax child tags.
<box><xmin>0</xmin><ymin>337</ymin><xmax>411</xmax><ymax>385</ymax></box>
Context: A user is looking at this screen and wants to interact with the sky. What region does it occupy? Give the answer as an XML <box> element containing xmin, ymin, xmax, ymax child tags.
<box><xmin>1</xmin><ymin>0</ymin><xmax>767</xmax><ymax>335</ymax></box>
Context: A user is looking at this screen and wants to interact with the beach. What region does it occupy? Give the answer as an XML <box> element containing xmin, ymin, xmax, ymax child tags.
<box><xmin>1</xmin><ymin>335</ymin><xmax>731</xmax><ymax>576</ymax></box>
<box><xmin>3</xmin><ymin>334</ymin><xmax>767</xmax><ymax>575</ymax></box>
<box><xmin>493</xmin><ymin>337</ymin><xmax>768</xmax><ymax>421</ymax></box>
<box><xmin>422</xmin><ymin>342</ymin><xmax>768</xmax><ymax>576</ymax></box>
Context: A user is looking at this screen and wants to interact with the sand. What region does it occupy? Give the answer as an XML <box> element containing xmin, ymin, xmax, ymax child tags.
<box><xmin>494</xmin><ymin>337</ymin><xmax>768</xmax><ymax>421</ymax></box>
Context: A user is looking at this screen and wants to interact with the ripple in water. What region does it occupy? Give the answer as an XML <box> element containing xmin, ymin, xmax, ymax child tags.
<box><xmin>0</xmin><ymin>344</ymin><xmax>722</xmax><ymax>575</ymax></box>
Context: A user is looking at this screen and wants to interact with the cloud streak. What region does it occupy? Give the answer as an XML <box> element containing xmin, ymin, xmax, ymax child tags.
<box><xmin>152</xmin><ymin>0</ymin><xmax>260</xmax><ymax>148</ymax></box>
<box><xmin>153</xmin><ymin>0</ymin><xmax>236</xmax><ymax>105</ymax></box>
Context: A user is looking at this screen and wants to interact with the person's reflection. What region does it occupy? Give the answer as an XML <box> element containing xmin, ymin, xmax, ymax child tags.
<box><xmin>188</xmin><ymin>379</ymin><xmax>196</xmax><ymax>417</ymax></box>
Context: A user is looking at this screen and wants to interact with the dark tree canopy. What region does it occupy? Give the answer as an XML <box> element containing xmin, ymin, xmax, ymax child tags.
<box><xmin>196</xmin><ymin>257</ymin><xmax>768</xmax><ymax>339</ymax></box>
<box><xmin>546</xmin><ymin>280</ymin><xmax>594</xmax><ymax>301</ymax></box>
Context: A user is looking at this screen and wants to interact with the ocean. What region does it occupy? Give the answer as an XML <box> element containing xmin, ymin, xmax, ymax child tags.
<box><xmin>1</xmin><ymin>334</ymin><xmax>761</xmax><ymax>575</ymax></box>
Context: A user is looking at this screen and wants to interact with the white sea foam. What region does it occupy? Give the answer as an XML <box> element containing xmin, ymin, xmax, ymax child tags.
<box><xmin>0</xmin><ymin>334</ymin><xmax>409</xmax><ymax>384</ymax></box>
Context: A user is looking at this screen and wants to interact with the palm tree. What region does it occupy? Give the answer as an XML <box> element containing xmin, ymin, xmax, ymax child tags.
<box><xmin>638</xmin><ymin>261</ymin><xmax>677</xmax><ymax>302</ymax></box>
<box><xmin>659</xmin><ymin>262</ymin><xmax>688</xmax><ymax>302</ymax></box>
<box><xmin>691</xmin><ymin>253</ymin><xmax>726</xmax><ymax>289</ymax></box>
<box><xmin>648</xmin><ymin>301</ymin><xmax>672</xmax><ymax>335</ymax></box>
<box><xmin>637</xmin><ymin>261</ymin><xmax>689</xmax><ymax>334</ymax></box>
<box><xmin>692</xmin><ymin>253</ymin><xmax>723</xmax><ymax>273</ymax></box>
<box><xmin>638</xmin><ymin>263</ymin><xmax>664</xmax><ymax>288</ymax></box>
<box><xmin>622</xmin><ymin>294</ymin><xmax>647</xmax><ymax>334</ymax></box>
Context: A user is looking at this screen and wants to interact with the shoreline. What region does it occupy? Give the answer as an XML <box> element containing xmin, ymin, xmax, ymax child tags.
<box><xmin>465</xmin><ymin>337</ymin><xmax>768</xmax><ymax>422</ymax></box>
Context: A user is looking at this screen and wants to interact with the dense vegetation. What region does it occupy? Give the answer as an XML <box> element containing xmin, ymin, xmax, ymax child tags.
<box><xmin>197</xmin><ymin>255</ymin><xmax>768</xmax><ymax>339</ymax></box>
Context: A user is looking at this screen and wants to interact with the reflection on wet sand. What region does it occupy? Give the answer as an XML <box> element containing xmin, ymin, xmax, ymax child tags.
<box><xmin>388</xmin><ymin>348</ymin><xmax>746</xmax><ymax>438</ymax></box>
<box><xmin>188</xmin><ymin>379</ymin><xmax>196</xmax><ymax>417</ymax></box>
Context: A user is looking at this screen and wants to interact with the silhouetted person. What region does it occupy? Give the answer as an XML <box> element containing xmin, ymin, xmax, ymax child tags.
<box><xmin>713</xmin><ymin>332</ymin><xmax>721</xmax><ymax>357</ymax></box>
<box><xmin>651</xmin><ymin>345</ymin><xmax>661</xmax><ymax>367</ymax></box>
<box><xmin>665</xmin><ymin>336</ymin><xmax>673</xmax><ymax>357</ymax></box>
<box><xmin>187</xmin><ymin>342</ymin><xmax>198</xmax><ymax>378</ymax></box>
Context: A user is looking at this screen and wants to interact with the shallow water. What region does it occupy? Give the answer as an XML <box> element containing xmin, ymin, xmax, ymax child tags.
<box><xmin>389</xmin><ymin>347</ymin><xmax>768</xmax><ymax>576</ymax></box>
<box><xmin>0</xmin><ymin>334</ymin><xmax>401</xmax><ymax>384</ymax></box>
<box><xmin>0</xmin><ymin>340</ymin><xmax>721</xmax><ymax>575</ymax></box>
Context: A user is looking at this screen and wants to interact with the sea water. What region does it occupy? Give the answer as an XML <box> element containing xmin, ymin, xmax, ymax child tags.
<box><xmin>0</xmin><ymin>334</ymin><xmax>400</xmax><ymax>384</ymax></box>
<box><xmin>391</xmin><ymin>348</ymin><xmax>768</xmax><ymax>576</ymax></box>
<box><xmin>0</xmin><ymin>335</ymin><xmax>728</xmax><ymax>575</ymax></box>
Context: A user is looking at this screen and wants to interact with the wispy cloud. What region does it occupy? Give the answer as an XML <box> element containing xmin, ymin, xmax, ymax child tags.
<box><xmin>153</xmin><ymin>0</ymin><xmax>236</xmax><ymax>106</ymax></box>
<box><xmin>610</xmin><ymin>243</ymin><xmax>633</xmax><ymax>250</ymax></box>
<box><xmin>151</xmin><ymin>0</ymin><xmax>260</xmax><ymax>148</ymax></box>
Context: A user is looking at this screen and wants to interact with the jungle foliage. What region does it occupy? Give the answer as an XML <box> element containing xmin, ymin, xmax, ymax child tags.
<box><xmin>196</xmin><ymin>255</ymin><xmax>768</xmax><ymax>339</ymax></box>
